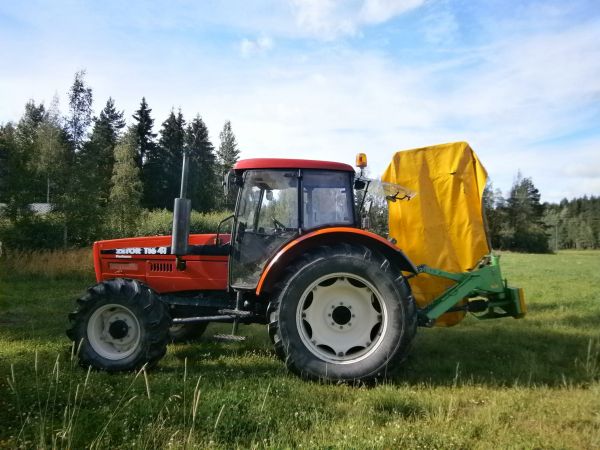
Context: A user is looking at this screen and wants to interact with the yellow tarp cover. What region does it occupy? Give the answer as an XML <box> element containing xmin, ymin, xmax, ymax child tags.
<box><xmin>381</xmin><ymin>142</ymin><xmax>490</xmax><ymax>326</ymax></box>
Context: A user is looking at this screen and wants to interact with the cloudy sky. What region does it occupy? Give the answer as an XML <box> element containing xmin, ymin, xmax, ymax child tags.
<box><xmin>1</xmin><ymin>0</ymin><xmax>599</xmax><ymax>202</ymax></box>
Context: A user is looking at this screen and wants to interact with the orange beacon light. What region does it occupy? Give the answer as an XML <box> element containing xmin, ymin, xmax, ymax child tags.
<box><xmin>356</xmin><ymin>153</ymin><xmax>367</xmax><ymax>169</ymax></box>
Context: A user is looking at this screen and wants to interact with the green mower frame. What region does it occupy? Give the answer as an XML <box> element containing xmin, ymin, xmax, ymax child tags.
<box><xmin>417</xmin><ymin>254</ymin><xmax>526</xmax><ymax>326</ymax></box>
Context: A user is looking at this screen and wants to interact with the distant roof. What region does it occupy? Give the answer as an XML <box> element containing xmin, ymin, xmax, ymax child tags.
<box><xmin>29</xmin><ymin>203</ymin><xmax>52</xmax><ymax>214</ymax></box>
<box><xmin>0</xmin><ymin>203</ymin><xmax>52</xmax><ymax>216</ymax></box>
<box><xmin>234</xmin><ymin>158</ymin><xmax>354</xmax><ymax>172</ymax></box>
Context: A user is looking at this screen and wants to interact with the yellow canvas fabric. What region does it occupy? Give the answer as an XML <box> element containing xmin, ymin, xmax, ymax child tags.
<box><xmin>381</xmin><ymin>142</ymin><xmax>490</xmax><ymax>326</ymax></box>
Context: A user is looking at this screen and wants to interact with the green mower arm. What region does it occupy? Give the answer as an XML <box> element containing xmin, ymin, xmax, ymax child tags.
<box><xmin>416</xmin><ymin>254</ymin><xmax>526</xmax><ymax>326</ymax></box>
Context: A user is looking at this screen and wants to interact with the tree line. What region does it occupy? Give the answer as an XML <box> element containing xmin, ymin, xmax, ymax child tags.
<box><xmin>0</xmin><ymin>70</ymin><xmax>239</xmax><ymax>248</ymax></box>
<box><xmin>483</xmin><ymin>174</ymin><xmax>599</xmax><ymax>252</ymax></box>
<box><xmin>1</xmin><ymin>71</ymin><xmax>597</xmax><ymax>253</ymax></box>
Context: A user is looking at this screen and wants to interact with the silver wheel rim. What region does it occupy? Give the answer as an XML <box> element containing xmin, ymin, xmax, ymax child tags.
<box><xmin>87</xmin><ymin>303</ymin><xmax>141</xmax><ymax>360</ymax></box>
<box><xmin>296</xmin><ymin>273</ymin><xmax>387</xmax><ymax>364</ymax></box>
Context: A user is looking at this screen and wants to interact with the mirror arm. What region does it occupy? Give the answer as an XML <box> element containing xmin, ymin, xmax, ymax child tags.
<box><xmin>215</xmin><ymin>214</ymin><xmax>235</xmax><ymax>246</ymax></box>
<box><xmin>357</xmin><ymin>178</ymin><xmax>372</xmax><ymax>218</ymax></box>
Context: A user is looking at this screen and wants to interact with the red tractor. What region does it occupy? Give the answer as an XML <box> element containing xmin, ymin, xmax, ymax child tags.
<box><xmin>67</xmin><ymin>149</ymin><xmax>525</xmax><ymax>382</ymax></box>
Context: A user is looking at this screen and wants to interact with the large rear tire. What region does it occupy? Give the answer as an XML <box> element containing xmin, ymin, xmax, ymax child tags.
<box><xmin>269</xmin><ymin>244</ymin><xmax>416</xmax><ymax>382</ymax></box>
<box><xmin>66</xmin><ymin>279</ymin><xmax>170</xmax><ymax>372</ymax></box>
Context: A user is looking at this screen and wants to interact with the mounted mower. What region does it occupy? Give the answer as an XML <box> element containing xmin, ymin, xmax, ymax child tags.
<box><xmin>67</xmin><ymin>142</ymin><xmax>525</xmax><ymax>382</ymax></box>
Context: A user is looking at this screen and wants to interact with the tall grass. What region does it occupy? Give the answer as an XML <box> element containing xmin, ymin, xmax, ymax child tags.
<box><xmin>0</xmin><ymin>210</ymin><xmax>231</xmax><ymax>279</ymax></box>
<box><xmin>0</xmin><ymin>248</ymin><xmax>93</xmax><ymax>279</ymax></box>
<box><xmin>5</xmin><ymin>348</ymin><xmax>209</xmax><ymax>449</ymax></box>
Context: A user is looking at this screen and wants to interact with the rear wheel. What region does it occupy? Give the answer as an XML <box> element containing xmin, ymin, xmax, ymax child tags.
<box><xmin>66</xmin><ymin>279</ymin><xmax>170</xmax><ymax>372</ymax></box>
<box><xmin>269</xmin><ymin>244</ymin><xmax>416</xmax><ymax>382</ymax></box>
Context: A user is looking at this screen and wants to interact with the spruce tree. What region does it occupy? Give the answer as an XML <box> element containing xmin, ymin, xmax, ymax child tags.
<box><xmin>108</xmin><ymin>129</ymin><xmax>143</xmax><ymax>236</ymax></box>
<box><xmin>185</xmin><ymin>115</ymin><xmax>217</xmax><ymax>212</ymax></box>
<box><xmin>132</xmin><ymin>97</ymin><xmax>157</xmax><ymax>169</ymax></box>
<box><xmin>505</xmin><ymin>173</ymin><xmax>549</xmax><ymax>252</ymax></box>
<box><xmin>82</xmin><ymin>97</ymin><xmax>126</xmax><ymax>203</ymax></box>
<box><xmin>9</xmin><ymin>101</ymin><xmax>47</xmax><ymax>214</ymax></box>
<box><xmin>157</xmin><ymin>109</ymin><xmax>186</xmax><ymax>209</ymax></box>
<box><xmin>132</xmin><ymin>98</ymin><xmax>159</xmax><ymax>208</ymax></box>
<box><xmin>217</xmin><ymin>120</ymin><xmax>240</xmax><ymax>209</ymax></box>
<box><xmin>0</xmin><ymin>124</ymin><xmax>20</xmax><ymax>212</ymax></box>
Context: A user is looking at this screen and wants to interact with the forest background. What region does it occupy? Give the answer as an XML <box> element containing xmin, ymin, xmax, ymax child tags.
<box><xmin>1</xmin><ymin>71</ymin><xmax>598</xmax><ymax>253</ymax></box>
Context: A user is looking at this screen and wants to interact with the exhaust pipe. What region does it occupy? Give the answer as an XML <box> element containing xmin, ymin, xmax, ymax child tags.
<box><xmin>171</xmin><ymin>151</ymin><xmax>191</xmax><ymax>270</ymax></box>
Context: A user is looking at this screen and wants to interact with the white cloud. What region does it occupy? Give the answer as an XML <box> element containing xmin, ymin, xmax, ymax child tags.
<box><xmin>289</xmin><ymin>0</ymin><xmax>426</xmax><ymax>39</ymax></box>
<box><xmin>360</xmin><ymin>0</ymin><xmax>425</xmax><ymax>24</ymax></box>
<box><xmin>240</xmin><ymin>36</ymin><xmax>274</xmax><ymax>57</ymax></box>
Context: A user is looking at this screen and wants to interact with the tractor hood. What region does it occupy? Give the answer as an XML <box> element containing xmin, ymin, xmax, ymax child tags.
<box><xmin>93</xmin><ymin>234</ymin><xmax>231</xmax><ymax>292</ymax></box>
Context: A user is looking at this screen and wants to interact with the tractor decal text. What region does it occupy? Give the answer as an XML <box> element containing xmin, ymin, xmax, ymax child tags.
<box><xmin>101</xmin><ymin>246</ymin><xmax>169</xmax><ymax>255</ymax></box>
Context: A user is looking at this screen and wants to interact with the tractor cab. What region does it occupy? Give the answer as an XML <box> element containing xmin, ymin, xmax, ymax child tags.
<box><xmin>227</xmin><ymin>159</ymin><xmax>357</xmax><ymax>290</ymax></box>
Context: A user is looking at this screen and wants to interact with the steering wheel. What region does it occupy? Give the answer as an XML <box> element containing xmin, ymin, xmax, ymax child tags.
<box><xmin>272</xmin><ymin>217</ymin><xmax>286</xmax><ymax>231</ymax></box>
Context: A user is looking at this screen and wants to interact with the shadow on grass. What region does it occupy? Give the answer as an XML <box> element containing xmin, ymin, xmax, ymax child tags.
<box><xmin>393</xmin><ymin>322</ymin><xmax>598</xmax><ymax>387</ymax></box>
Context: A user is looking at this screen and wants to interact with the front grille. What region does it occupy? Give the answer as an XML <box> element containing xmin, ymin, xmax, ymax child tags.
<box><xmin>149</xmin><ymin>262</ymin><xmax>174</xmax><ymax>272</ymax></box>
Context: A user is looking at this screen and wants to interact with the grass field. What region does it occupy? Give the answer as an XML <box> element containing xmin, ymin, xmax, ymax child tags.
<box><xmin>1</xmin><ymin>250</ymin><xmax>599</xmax><ymax>449</ymax></box>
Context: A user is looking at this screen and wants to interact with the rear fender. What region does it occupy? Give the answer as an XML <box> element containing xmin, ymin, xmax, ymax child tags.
<box><xmin>256</xmin><ymin>227</ymin><xmax>416</xmax><ymax>296</ymax></box>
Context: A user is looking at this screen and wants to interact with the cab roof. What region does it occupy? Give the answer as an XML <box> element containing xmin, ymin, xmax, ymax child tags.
<box><xmin>234</xmin><ymin>158</ymin><xmax>354</xmax><ymax>172</ymax></box>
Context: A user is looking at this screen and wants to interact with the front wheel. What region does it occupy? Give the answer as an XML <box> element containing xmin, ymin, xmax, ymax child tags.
<box><xmin>66</xmin><ymin>279</ymin><xmax>170</xmax><ymax>372</ymax></box>
<box><xmin>269</xmin><ymin>244</ymin><xmax>417</xmax><ymax>382</ymax></box>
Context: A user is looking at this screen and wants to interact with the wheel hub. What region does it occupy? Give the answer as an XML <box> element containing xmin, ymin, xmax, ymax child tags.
<box><xmin>109</xmin><ymin>319</ymin><xmax>129</xmax><ymax>339</ymax></box>
<box><xmin>331</xmin><ymin>305</ymin><xmax>352</xmax><ymax>326</ymax></box>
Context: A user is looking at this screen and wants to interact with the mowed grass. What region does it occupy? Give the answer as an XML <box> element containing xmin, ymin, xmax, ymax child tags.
<box><xmin>0</xmin><ymin>251</ymin><xmax>599</xmax><ymax>449</ymax></box>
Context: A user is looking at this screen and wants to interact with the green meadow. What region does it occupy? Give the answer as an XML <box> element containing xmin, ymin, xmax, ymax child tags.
<box><xmin>0</xmin><ymin>251</ymin><xmax>599</xmax><ymax>449</ymax></box>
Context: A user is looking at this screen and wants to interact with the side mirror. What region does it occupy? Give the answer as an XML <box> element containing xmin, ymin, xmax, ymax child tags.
<box><xmin>266</xmin><ymin>190</ymin><xmax>274</xmax><ymax>201</ymax></box>
<box><xmin>223</xmin><ymin>170</ymin><xmax>242</xmax><ymax>196</ymax></box>
<box><xmin>223</xmin><ymin>171</ymin><xmax>232</xmax><ymax>196</ymax></box>
<box><xmin>354</xmin><ymin>179</ymin><xmax>366</xmax><ymax>190</ymax></box>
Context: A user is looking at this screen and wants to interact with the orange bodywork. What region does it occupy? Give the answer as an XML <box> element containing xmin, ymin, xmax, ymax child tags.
<box><xmin>94</xmin><ymin>234</ymin><xmax>230</xmax><ymax>294</ymax></box>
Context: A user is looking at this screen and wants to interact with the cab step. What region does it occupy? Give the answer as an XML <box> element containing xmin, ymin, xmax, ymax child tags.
<box><xmin>218</xmin><ymin>309</ymin><xmax>253</xmax><ymax>317</ymax></box>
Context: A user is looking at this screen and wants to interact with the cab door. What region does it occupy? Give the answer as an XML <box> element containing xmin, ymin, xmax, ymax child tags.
<box><xmin>229</xmin><ymin>170</ymin><xmax>299</xmax><ymax>290</ymax></box>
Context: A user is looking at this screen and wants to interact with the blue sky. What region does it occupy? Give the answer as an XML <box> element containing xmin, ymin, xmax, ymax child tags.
<box><xmin>1</xmin><ymin>0</ymin><xmax>599</xmax><ymax>202</ymax></box>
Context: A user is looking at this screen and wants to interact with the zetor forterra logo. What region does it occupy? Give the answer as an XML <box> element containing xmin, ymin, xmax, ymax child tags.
<box><xmin>115</xmin><ymin>247</ymin><xmax>169</xmax><ymax>255</ymax></box>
